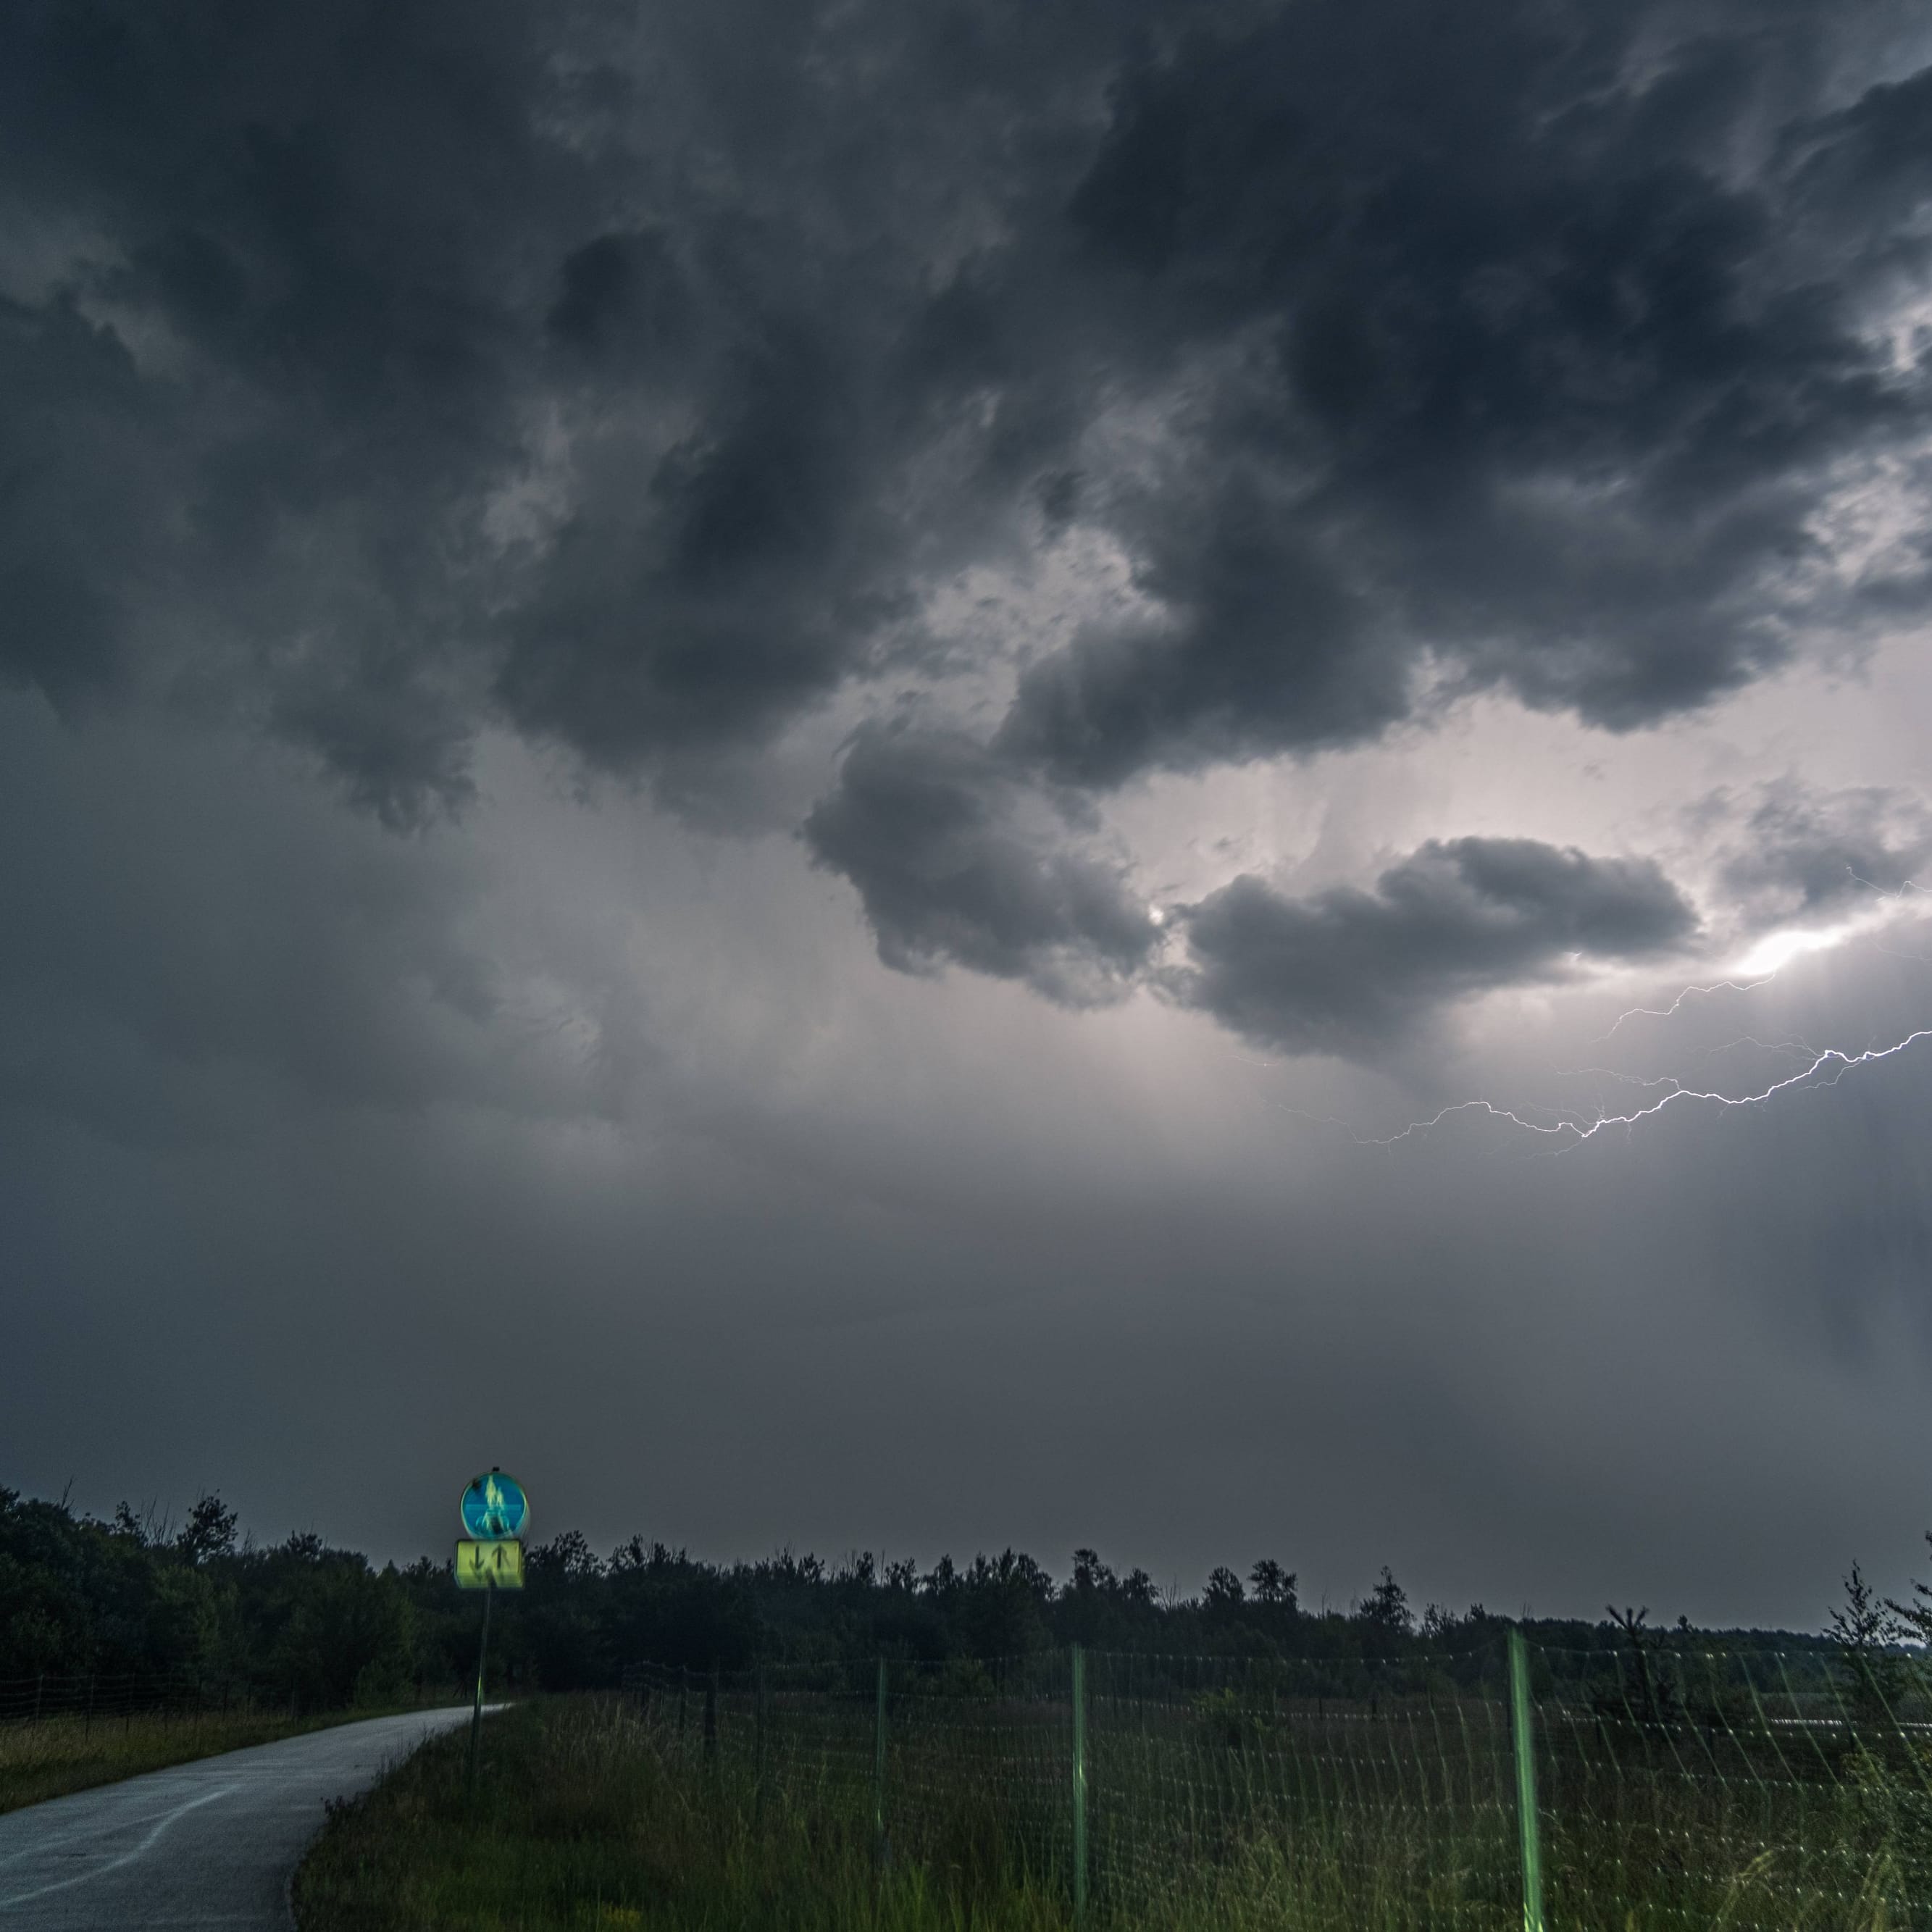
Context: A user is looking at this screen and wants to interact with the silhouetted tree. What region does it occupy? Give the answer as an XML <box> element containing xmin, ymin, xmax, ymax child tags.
<box><xmin>1249</xmin><ymin>1560</ymin><xmax>1297</xmax><ymax>1612</ymax></box>
<box><xmin>1204</xmin><ymin>1566</ymin><xmax>1246</xmax><ymax>1615</ymax></box>
<box><xmin>1605</xmin><ymin>1605</ymin><xmax>1684</xmax><ymax>1728</ymax></box>
<box><xmin>1360</xmin><ymin>1568</ymin><xmax>1413</xmax><ymax>1634</ymax></box>
<box><xmin>530</xmin><ymin>1530</ymin><xmax>603</xmax><ymax>1581</ymax></box>
<box><xmin>1831</xmin><ymin>1562</ymin><xmax>1904</xmax><ymax>1723</ymax></box>
<box><xmin>1885</xmin><ymin>1534</ymin><xmax>1932</xmax><ymax>1649</ymax></box>
<box><xmin>176</xmin><ymin>1493</ymin><xmax>238</xmax><ymax>1566</ymax></box>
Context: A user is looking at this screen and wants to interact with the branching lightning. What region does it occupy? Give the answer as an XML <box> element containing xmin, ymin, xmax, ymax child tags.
<box><xmin>1247</xmin><ymin>862</ymin><xmax>1932</xmax><ymax>1156</ymax></box>
<box><xmin>1853</xmin><ymin>875</ymin><xmax>1932</xmax><ymax>963</ymax></box>
<box><xmin>1555</xmin><ymin>1032</ymin><xmax>1823</xmax><ymax>1086</ymax></box>
<box><xmin>1594</xmin><ymin>979</ymin><xmax>1774</xmax><ymax>1041</ymax></box>
<box><xmin>1352</xmin><ymin>1026</ymin><xmax>1932</xmax><ymax>1150</ymax></box>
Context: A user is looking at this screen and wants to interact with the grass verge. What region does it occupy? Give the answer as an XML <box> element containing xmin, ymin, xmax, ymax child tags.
<box><xmin>0</xmin><ymin>1702</ymin><xmax>456</xmax><ymax>1815</ymax></box>
<box><xmin>295</xmin><ymin>1693</ymin><xmax>1932</xmax><ymax>1932</ymax></box>
<box><xmin>295</xmin><ymin>1696</ymin><xmax>1073</xmax><ymax>1932</ymax></box>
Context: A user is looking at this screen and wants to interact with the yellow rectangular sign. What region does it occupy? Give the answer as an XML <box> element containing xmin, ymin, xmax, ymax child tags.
<box><xmin>455</xmin><ymin>1537</ymin><xmax>525</xmax><ymax>1589</ymax></box>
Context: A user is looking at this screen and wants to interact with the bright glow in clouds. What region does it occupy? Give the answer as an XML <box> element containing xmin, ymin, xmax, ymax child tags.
<box><xmin>1733</xmin><ymin>921</ymin><xmax>1871</xmax><ymax>979</ymax></box>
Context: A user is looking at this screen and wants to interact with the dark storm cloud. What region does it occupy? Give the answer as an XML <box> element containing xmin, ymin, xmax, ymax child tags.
<box><xmin>0</xmin><ymin>0</ymin><xmax>1155</xmax><ymax>820</ymax></box>
<box><xmin>1715</xmin><ymin>779</ymin><xmax>1932</xmax><ymax>921</ymax></box>
<box><xmin>1002</xmin><ymin>0</ymin><xmax>1932</xmax><ymax>783</ymax></box>
<box><xmin>996</xmin><ymin>470</ymin><xmax>1413</xmax><ymax>786</ymax></box>
<box><xmin>803</xmin><ymin>723</ymin><xmax>1157</xmax><ymax>1004</ymax></box>
<box><xmin>806</xmin><ymin>732</ymin><xmax>1716</xmax><ymax>1055</ymax></box>
<box><xmin>0</xmin><ymin>0</ymin><xmax>573</xmax><ymax>821</ymax></box>
<box><xmin>5</xmin><ymin>0</ymin><xmax>1931</xmax><ymax>835</ymax></box>
<box><xmin>496</xmin><ymin>325</ymin><xmax>884</xmax><ymax>767</ymax></box>
<box><xmin>545</xmin><ymin>231</ymin><xmax>693</xmax><ymax>364</ymax></box>
<box><xmin>0</xmin><ymin>702</ymin><xmax>560</xmax><ymax>1148</ymax></box>
<box><xmin>1171</xmin><ymin>838</ymin><xmax>1698</xmax><ymax>1056</ymax></box>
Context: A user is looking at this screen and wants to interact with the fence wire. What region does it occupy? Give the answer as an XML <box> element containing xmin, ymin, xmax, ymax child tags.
<box><xmin>0</xmin><ymin>1670</ymin><xmax>248</xmax><ymax>1726</ymax></box>
<box><xmin>622</xmin><ymin>1638</ymin><xmax>1932</xmax><ymax>1931</ymax></box>
<box><xmin>1532</xmin><ymin>1642</ymin><xmax>1932</xmax><ymax>1930</ymax></box>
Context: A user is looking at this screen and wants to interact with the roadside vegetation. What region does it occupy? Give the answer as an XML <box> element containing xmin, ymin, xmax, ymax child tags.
<box><xmin>0</xmin><ymin>1486</ymin><xmax>453</xmax><ymax>1711</ymax></box>
<box><xmin>0</xmin><ymin>1703</ymin><xmax>423</xmax><ymax>1815</ymax></box>
<box><xmin>295</xmin><ymin>1695</ymin><xmax>1073</xmax><ymax>1932</ymax></box>
<box><xmin>294</xmin><ymin>1681</ymin><xmax>1932</xmax><ymax>1932</ymax></box>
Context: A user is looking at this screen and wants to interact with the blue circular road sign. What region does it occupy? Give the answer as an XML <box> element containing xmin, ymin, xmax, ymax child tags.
<box><xmin>460</xmin><ymin>1470</ymin><xmax>529</xmax><ymax>1541</ymax></box>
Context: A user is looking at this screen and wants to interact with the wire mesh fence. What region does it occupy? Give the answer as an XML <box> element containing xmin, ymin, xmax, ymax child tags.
<box><xmin>620</xmin><ymin>1636</ymin><xmax>1932</xmax><ymax>1930</ymax></box>
<box><xmin>0</xmin><ymin>1668</ymin><xmax>453</xmax><ymax>1730</ymax></box>
<box><xmin>0</xmin><ymin>1669</ymin><xmax>249</xmax><ymax>1727</ymax></box>
<box><xmin>1532</xmin><ymin>1638</ymin><xmax>1932</xmax><ymax>1930</ymax></box>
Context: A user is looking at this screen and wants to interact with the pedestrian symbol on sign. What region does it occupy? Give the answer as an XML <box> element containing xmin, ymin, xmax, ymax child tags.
<box><xmin>459</xmin><ymin>1468</ymin><xmax>528</xmax><ymax>1542</ymax></box>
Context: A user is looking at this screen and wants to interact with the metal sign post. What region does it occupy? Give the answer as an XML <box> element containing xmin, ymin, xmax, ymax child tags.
<box><xmin>467</xmin><ymin>1578</ymin><xmax>494</xmax><ymax>1801</ymax></box>
<box><xmin>455</xmin><ymin>1468</ymin><xmax>528</xmax><ymax>1804</ymax></box>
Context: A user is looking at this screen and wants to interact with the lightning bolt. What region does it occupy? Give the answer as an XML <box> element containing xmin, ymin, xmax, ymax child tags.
<box><xmin>1243</xmin><ymin>858</ymin><xmax>1932</xmax><ymax>1155</ymax></box>
<box><xmin>1353</xmin><ymin>1026</ymin><xmax>1932</xmax><ymax>1151</ymax></box>
<box><xmin>1847</xmin><ymin>871</ymin><xmax>1925</xmax><ymax>899</ymax></box>
<box><xmin>1597</xmin><ymin>865</ymin><xmax>1926</xmax><ymax>1042</ymax></box>
<box><xmin>1254</xmin><ymin>1003</ymin><xmax>1927</xmax><ymax>1155</ymax></box>
<box><xmin>1555</xmin><ymin>1033</ymin><xmax>1823</xmax><ymax>1087</ymax></box>
<box><xmin>1594</xmin><ymin>978</ymin><xmax>1776</xmax><ymax>1041</ymax></box>
<box><xmin>1842</xmin><ymin>874</ymin><xmax>1932</xmax><ymax>961</ymax></box>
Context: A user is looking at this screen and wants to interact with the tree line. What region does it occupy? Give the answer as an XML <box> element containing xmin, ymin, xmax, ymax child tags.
<box><xmin>0</xmin><ymin>1484</ymin><xmax>1868</xmax><ymax>1710</ymax></box>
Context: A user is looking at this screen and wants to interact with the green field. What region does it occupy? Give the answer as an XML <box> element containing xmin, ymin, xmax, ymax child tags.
<box><xmin>294</xmin><ymin>1696</ymin><xmax>1071</xmax><ymax>1932</ymax></box>
<box><xmin>293</xmin><ymin>1649</ymin><xmax>1932</xmax><ymax>1932</ymax></box>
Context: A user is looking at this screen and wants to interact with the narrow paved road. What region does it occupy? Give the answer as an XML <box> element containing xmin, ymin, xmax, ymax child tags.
<box><xmin>0</xmin><ymin>1707</ymin><xmax>475</xmax><ymax>1929</ymax></box>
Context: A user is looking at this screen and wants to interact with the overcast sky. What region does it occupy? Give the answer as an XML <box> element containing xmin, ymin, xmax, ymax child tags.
<box><xmin>4</xmin><ymin>0</ymin><xmax>1932</xmax><ymax>1631</ymax></box>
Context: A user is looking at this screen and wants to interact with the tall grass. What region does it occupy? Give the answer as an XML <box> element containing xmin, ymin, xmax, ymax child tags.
<box><xmin>0</xmin><ymin>1704</ymin><xmax>416</xmax><ymax>1814</ymax></box>
<box><xmin>295</xmin><ymin>1696</ymin><xmax>1071</xmax><ymax>1932</ymax></box>
<box><xmin>296</xmin><ymin>1675</ymin><xmax>1932</xmax><ymax>1932</ymax></box>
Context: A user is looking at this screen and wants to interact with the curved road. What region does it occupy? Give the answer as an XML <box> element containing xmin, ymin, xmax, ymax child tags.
<box><xmin>0</xmin><ymin>1707</ymin><xmax>475</xmax><ymax>1928</ymax></box>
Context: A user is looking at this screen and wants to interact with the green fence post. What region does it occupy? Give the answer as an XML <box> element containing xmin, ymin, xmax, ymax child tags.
<box><xmin>873</xmin><ymin>1657</ymin><xmax>889</xmax><ymax>1870</ymax></box>
<box><xmin>753</xmin><ymin>1661</ymin><xmax>768</xmax><ymax>1828</ymax></box>
<box><xmin>1072</xmin><ymin>1643</ymin><xmax>1089</xmax><ymax>1924</ymax></box>
<box><xmin>1508</xmin><ymin>1628</ymin><xmax>1547</xmax><ymax>1932</ymax></box>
